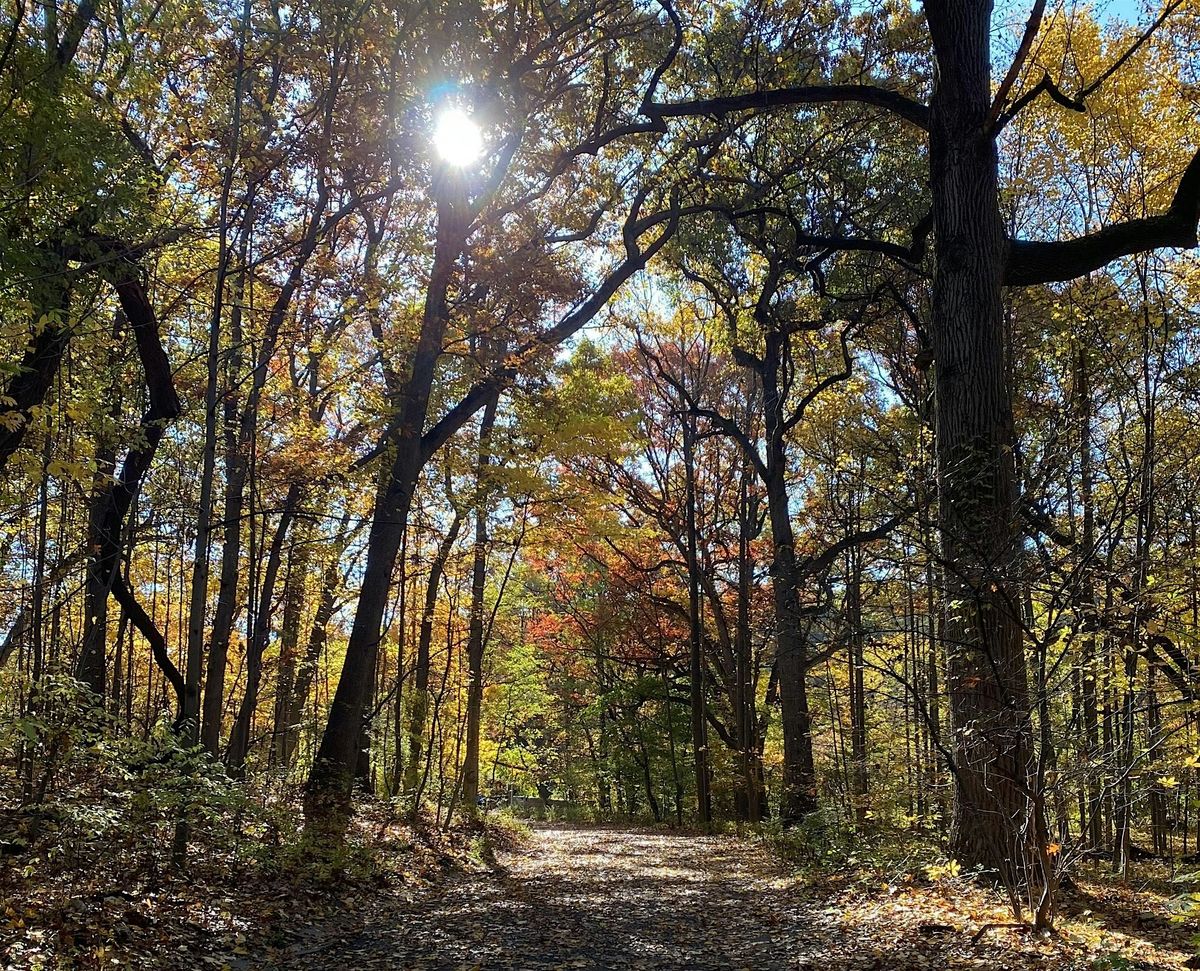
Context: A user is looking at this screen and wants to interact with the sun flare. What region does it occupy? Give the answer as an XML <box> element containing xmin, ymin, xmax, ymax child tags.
<box><xmin>433</xmin><ymin>107</ymin><xmax>483</xmax><ymax>166</ymax></box>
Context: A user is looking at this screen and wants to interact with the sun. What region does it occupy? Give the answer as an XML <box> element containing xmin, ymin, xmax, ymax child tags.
<box><xmin>433</xmin><ymin>107</ymin><xmax>483</xmax><ymax>166</ymax></box>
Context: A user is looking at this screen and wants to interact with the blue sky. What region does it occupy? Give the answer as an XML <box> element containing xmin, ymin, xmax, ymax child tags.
<box><xmin>843</xmin><ymin>1</ymin><xmax>1159</xmax><ymax>29</ymax></box>
<box><xmin>1002</xmin><ymin>0</ymin><xmax>1149</xmax><ymax>24</ymax></box>
<box><xmin>844</xmin><ymin>1</ymin><xmax>1163</xmax><ymax>30</ymax></box>
<box><xmin>1103</xmin><ymin>0</ymin><xmax>1149</xmax><ymax>20</ymax></box>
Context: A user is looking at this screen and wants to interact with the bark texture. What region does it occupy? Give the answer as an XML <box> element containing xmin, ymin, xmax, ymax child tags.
<box><xmin>927</xmin><ymin>0</ymin><xmax>1034</xmax><ymax>884</ymax></box>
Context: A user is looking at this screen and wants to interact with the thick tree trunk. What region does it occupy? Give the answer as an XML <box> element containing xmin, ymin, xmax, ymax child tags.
<box><xmin>926</xmin><ymin>0</ymin><xmax>1036</xmax><ymax>888</ymax></box>
<box><xmin>271</xmin><ymin>515</ymin><xmax>310</xmax><ymax>767</ymax></box>
<box><xmin>78</xmin><ymin>317</ymin><xmax>127</xmax><ymax>695</ymax></box>
<box><xmin>353</xmin><ymin>654</ymin><xmax>377</xmax><ymax>794</ymax></box>
<box><xmin>761</xmin><ymin>331</ymin><xmax>816</xmax><ymax>823</ymax></box>
<box><xmin>78</xmin><ymin>437</ymin><xmax>117</xmax><ymax>696</ymax></box>
<box><xmin>66</xmin><ymin>270</ymin><xmax>184</xmax><ymax>713</ymax></box>
<box><xmin>766</xmin><ymin>482</ymin><xmax>817</xmax><ymax>822</ymax></box>
<box><xmin>75</xmin><ymin>277</ymin><xmax>179</xmax><ymax>700</ymax></box>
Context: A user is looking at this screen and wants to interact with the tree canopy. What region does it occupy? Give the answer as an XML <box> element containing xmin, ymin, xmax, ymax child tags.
<box><xmin>3</xmin><ymin>0</ymin><xmax>1200</xmax><ymax>966</ymax></box>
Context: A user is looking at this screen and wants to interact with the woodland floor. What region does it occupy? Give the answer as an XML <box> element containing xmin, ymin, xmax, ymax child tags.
<box><xmin>4</xmin><ymin>818</ymin><xmax>1198</xmax><ymax>969</ymax></box>
<box><xmin>255</xmin><ymin>824</ymin><xmax>1196</xmax><ymax>971</ymax></box>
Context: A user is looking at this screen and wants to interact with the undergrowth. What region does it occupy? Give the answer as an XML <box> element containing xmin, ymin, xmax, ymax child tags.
<box><xmin>0</xmin><ymin>675</ymin><xmax>526</xmax><ymax>969</ymax></box>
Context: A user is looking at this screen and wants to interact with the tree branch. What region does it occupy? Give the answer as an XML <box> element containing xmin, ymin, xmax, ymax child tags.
<box><xmin>986</xmin><ymin>0</ymin><xmax>1047</xmax><ymax>131</ymax></box>
<box><xmin>997</xmin><ymin>0</ymin><xmax>1186</xmax><ymax>131</ymax></box>
<box><xmin>1006</xmin><ymin>147</ymin><xmax>1200</xmax><ymax>285</ymax></box>
<box><xmin>733</xmin><ymin>205</ymin><xmax>932</xmax><ymax>271</ymax></box>
<box><xmin>418</xmin><ymin>192</ymin><xmax>683</xmax><ymax>461</ymax></box>
<box><xmin>797</xmin><ymin>508</ymin><xmax>913</xmax><ymax>580</ymax></box>
<box><xmin>111</xmin><ymin>572</ymin><xmax>185</xmax><ymax>708</ymax></box>
<box><xmin>648</xmin><ymin>84</ymin><xmax>931</xmax><ymax>132</ymax></box>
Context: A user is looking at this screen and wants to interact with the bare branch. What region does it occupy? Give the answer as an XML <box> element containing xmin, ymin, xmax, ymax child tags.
<box><xmin>648</xmin><ymin>84</ymin><xmax>931</xmax><ymax>132</ymax></box>
<box><xmin>986</xmin><ymin>0</ymin><xmax>1047</xmax><ymax>131</ymax></box>
<box><xmin>997</xmin><ymin>0</ymin><xmax>1186</xmax><ymax>131</ymax></box>
<box><xmin>798</xmin><ymin>507</ymin><xmax>914</xmax><ymax>580</ymax></box>
<box><xmin>1005</xmin><ymin>147</ymin><xmax>1200</xmax><ymax>285</ymax></box>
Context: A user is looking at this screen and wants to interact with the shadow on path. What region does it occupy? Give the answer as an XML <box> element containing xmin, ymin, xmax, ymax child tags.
<box><xmin>270</xmin><ymin>824</ymin><xmax>835</xmax><ymax>970</ymax></box>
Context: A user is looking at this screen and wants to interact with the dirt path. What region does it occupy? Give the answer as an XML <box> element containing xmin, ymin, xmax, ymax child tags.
<box><xmin>259</xmin><ymin>824</ymin><xmax>1197</xmax><ymax>970</ymax></box>
<box><xmin>272</xmin><ymin>824</ymin><xmax>832</xmax><ymax>970</ymax></box>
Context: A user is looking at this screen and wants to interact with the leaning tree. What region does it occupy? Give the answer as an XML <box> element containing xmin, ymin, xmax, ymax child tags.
<box><xmin>303</xmin><ymin>0</ymin><xmax>708</xmax><ymax>831</ymax></box>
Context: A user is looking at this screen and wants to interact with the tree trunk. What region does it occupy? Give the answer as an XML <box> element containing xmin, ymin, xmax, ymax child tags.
<box><xmin>305</xmin><ymin>175</ymin><xmax>469</xmax><ymax>833</ymax></box>
<box><xmin>404</xmin><ymin>509</ymin><xmax>464</xmax><ymax>796</ymax></box>
<box><xmin>354</xmin><ymin>654</ymin><xmax>377</xmax><ymax>794</ymax></box>
<box><xmin>181</xmin><ymin>0</ymin><xmax>250</xmax><ymax>811</ymax></box>
<box><xmin>461</xmin><ymin>397</ymin><xmax>497</xmax><ymax>819</ymax></box>
<box><xmin>736</xmin><ymin>448</ymin><xmax>762</xmax><ymax>824</ymax></box>
<box><xmin>199</xmin><ymin>327</ymin><xmax>249</xmax><ymax>754</ymax></box>
<box><xmin>682</xmin><ymin>409</ymin><xmax>712</xmax><ymax>825</ymax></box>
<box><xmin>271</xmin><ymin>514</ymin><xmax>311</xmax><ymax>767</ymax></box>
<box><xmin>1076</xmin><ymin>344</ymin><xmax>1103</xmax><ymax>849</ymax></box>
<box><xmin>227</xmin><ymin>483</ymin><xmax>300</xmax><ymax>774</ymax></box>
<box><xmin>279</xmin><ymin>522</ymin><xmax>351</xmax><ymax>768</ymax></box>
<box><xmin>847</xmin><ymin>541</ymin><xmax>868</xmax><ymax>825</ymax></box>
<box><xmin>198</xmin><ymin>188</ymin><xmax>260</xmax><ymax>754</ymax></box>
<box><xmin>203</xmin><ymin>163</ymin><xmax>328</xmax><ymax>754</ymax></box>
<box><xmin>761</xmin><ymin>328</ymin><xmax>816</xmax><ymax>823</ymax></box>
<box><xmin>71</xmin><ymin>274</ymin><xmax>183</xmax><ymax>713</ymax></box>
<box><xmin>78</xmin><ymin>437</ymin><xmax>117</xmax><ymax>696</ymax></box>
<box><xmin>926</xmin><ymin>0</ymin><xmax>1037</xmax><ymax>888</ymax></box>
<box><xmin>1117</xmin><ymin>279</ymin><xmax>1159</xmax><ymax>873</ymax></box>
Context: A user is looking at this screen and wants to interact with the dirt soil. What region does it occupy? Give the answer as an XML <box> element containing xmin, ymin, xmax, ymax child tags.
<box><xmin>258</xmin><ymin>824</ymin><xmax>1196</xmax><ymax>970</ymax></box>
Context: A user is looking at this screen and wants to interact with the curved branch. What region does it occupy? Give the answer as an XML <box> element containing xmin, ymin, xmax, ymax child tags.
<box><xmin>1005</xmin><ymin>146</ymin><xmax>1200</xmax><ymax>285</ymax></box>
<box><xmin>997</xmin><ymin>0</ymin><xmax>1186</xmax><ymax>131</ymax></box>
<box><xmin>689</xmin><ymin>406</ymin><xmax>768</xmax><ymax>482</ymax></box>
<box><xmin>419</xmin><ymin>193</ymin><xmax>683</xmax><ymax>461</ymax></box>
<box><xmin>996</xmin><ymin>71</ymin><xmax>1086</xmax><ymax>131</ymax></box>
<box><xmin>648</xmin><ymin>83</ymin><xmax>931</xmax><ymax>131</ymax></box>
<box><xmin>111</xmin><ymin>572</ymin><xmax>185</xmax><ymax>707</ymax></box>
<box><xmin>797</xmin><ymin>508</ymin><xmax>913</xmax><ymax>579</ymax></box>
<box><xmin>81</xmin><ymin>257</ymin><xmax>183</xmax><ymax>708</ymax></box>
<box><xmin>733</xmin><ymin>205</ymin><xmax>932</xmax><ymax>271</ymax></box>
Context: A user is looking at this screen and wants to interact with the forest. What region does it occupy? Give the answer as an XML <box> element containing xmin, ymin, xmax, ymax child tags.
<box><xmin>3</xmin><ymin>0</ymin><xmax>1200</xmax><ymax>967</ymax></box>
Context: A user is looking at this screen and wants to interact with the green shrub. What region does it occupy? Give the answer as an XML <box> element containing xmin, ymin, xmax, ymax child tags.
<box><xmin>1</xmin><ymin>673</ymin><xmax>243</xmax><ymax>863</ymax></box>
